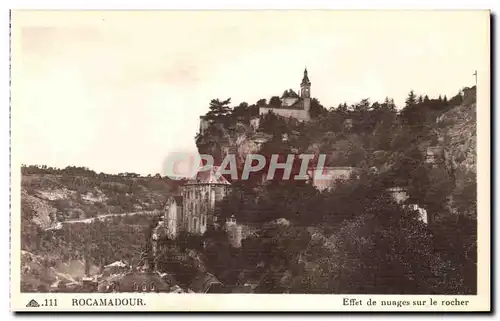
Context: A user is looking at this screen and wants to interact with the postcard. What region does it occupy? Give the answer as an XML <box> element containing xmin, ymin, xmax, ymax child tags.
<box><xmin>10</xmin><ymin>10</ymin><xmax>490</xmax><ymax>312</ymax></box>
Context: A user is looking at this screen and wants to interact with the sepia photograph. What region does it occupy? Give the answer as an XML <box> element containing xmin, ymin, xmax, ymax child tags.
<box><xmin>10</xmin><ymin>9</ymin><xmax>490</xmax><ymax>311</ymax></box>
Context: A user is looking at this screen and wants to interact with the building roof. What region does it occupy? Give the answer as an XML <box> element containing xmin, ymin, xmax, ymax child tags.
<box><xmin>186</xmin><ymin>166</ymin><xmax>231</xmax><ymax>186</ymax></box>
<box><xmin>104</xmin><ymin>261</ymin><xmax>127</xmax><ymax>268</ymax></box>
<box><xmin>109</xmin><ymin>272</ymin><xmax>174</xmax><ymax>292</ymax></box>
<box><xmin>251</xmin><ymin>132</ymin><xmax>273</xmax><ymax>143</ymax></box>
<box><xmin>163</xmin><ymin>195</ymin><xmax>183</xmax><ymax>209</ymax></box>
<box><xmin>262</xmin><ymin>98</ymin><xmax>305</xmax><ymax>110</ymax></box>
<box><xmin>281</xmin><ymin>89</ymin><xmax>300</xmax><ymax>99</ymax></box>
<box><xmin>188</xmin><ymin>272</ymin><xmax>223</xmax><ymax>293</ymax></box>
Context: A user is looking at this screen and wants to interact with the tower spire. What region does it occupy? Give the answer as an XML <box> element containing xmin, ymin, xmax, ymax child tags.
<box><xmin>301</xmin><ymin>67</ymin><xmax>310</xmax><ymax>86</ymax></box>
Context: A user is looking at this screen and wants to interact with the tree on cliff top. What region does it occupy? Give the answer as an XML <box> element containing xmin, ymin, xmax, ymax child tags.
<box><xmin>310</xmin><ymin>98</ymin><xmax>327</xmax><ymax>118</ymax></box>
<box><xmin>205</xmin><ymin>98</ymin><xmax>232</xmax><ymax>123</ymax></box>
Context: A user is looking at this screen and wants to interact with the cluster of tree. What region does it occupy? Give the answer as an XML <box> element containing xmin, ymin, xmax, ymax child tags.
<box><xmin>31</xmin><ymin>215</ymin><xmax>157</xmax><ymax>270</ymax></box>
<box><xmin>21</xmin><ymin>164</ymin><xmax>166</xmax><ymax>180</ymax></box>
<box><xmin>206</xmin><ymin>163</ymin><xmax>476</xmax><ymax>293</ymax></box>
<box><xmin>147</xmin><ymin>142</ymin><xmax>476</xmax><ymax>295</ymax></box>
<box><xmin>198</xmin><ymin>86</ymin><xmax>470</xmax><ymax>169</ymax></box>
<box><xmin>21</xmin><ymin>200</ymin><xmax>41</xmax><ymax>253</ymax></box>
<box><xmin>22</xmin><ymin>165</ymin><xmax>98</xmax><ymax>176</ymax></box>
<box><xmin>151</xmin><ymin>231</ymin><xmax>208</xmax><ymax>287</ymax></box>
<box><xmin>155</xmin><ymin>167</ymin><xmax>474</xmax><ymax>294</ymax></box>
<box><xmin>21</xmin><ymin>168</ymin><xmax>180</xmax><ymax>223</ymax></box>
<box><xmin>197</xmin><ymin>94</ymin><xmax>327</xmax><ymax>136</ymax></box>
<box><xmin>204</xmin><ymin>83</ymin><xmax>476</xmax><ymax>292</ymax></box>
<box><xmin>22</xmin><ymin>216</ymin><xmax>154</xmax><ymax>293</ymax></box>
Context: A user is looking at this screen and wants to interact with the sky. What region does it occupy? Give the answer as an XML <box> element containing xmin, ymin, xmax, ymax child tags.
<box><xmin>12</xmin><ymin>10</ymin><xmax>489</xmax><ymax>175</ymax></box>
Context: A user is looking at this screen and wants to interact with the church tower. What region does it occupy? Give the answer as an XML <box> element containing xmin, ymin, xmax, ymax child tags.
<box><xmin>300</xmin><ymin>68</ymin><xmax>311</xmax><ymax>113</ymax></box>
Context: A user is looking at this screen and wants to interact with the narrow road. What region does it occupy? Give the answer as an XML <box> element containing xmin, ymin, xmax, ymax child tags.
<box><xmin>45</xmin><ymin>211</ymin><xmax>161</xmax><ymax>230</ymax></box>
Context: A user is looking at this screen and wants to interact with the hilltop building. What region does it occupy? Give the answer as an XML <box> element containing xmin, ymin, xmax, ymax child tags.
<box><xmin>462</xmin><ymin>85</ymin><xmax>476</xmax><ymax>105</ymax></box>
<box><xmin>259</xmin><ymin>68</ymin><xmax>312</xmax><ymax>122</ymax></box>
<box><xmin>199</xmin><ymin>116</ymin><xmax>210</xmax><ymax>134</ymax></box>
<box><xmin>199</xmin><ymin>69</ymin><xmax>313</xmax><ymax>136</ymax></box>
<box><xmin>199</xmin><ymin>116</ymin><xmax>225</xmax><ymax>136</ymax></box>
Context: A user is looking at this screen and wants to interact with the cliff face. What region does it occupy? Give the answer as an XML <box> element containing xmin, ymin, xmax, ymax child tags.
<box><xmin>196</xmin><ymin>122</ymin><xmax>272</xmax><ymax>166</ymax></box>
<box><xmin>436</xmin><ymin>90</ymin><xmax>477</xmax><ymax>175</ymax></box>
<box><xmin>435</xmin><ymin>87</ymin><xmax>477</xmax><ymax>218</ymax></box>
<box><xmin>22</xmin><ymin>190</ymin><xmax>57</xmax><ymax>229</ymax></box>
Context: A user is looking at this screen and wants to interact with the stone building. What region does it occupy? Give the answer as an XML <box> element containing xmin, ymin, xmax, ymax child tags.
<box><xmin>386</xmin><ymin>187</ymin><xmax>428</xmax><ymax>224</ymax></box>
<box><xmin>181</xmin><ymin>166</ymin><xmax>231</xmax><ymax>235</ymax></box>
<box><xmin>151</xmin><ymin>196</ymin><xmax>183</xmax><ymax>256</ymax></box>
<box><xmin>462</xmin><ymin>85</ymin><xmax>476</xmax><ymax>105</ymax></box>
<box><xmin>199</xmin><ymin>116</ymin><xmax>210</xmax><ymax>135</ymax></box>
<box><xmin>152</xmin><ymin>165</ymin><xmax>231</xmax><ymax>263</ymax></box>
<box><xmin>225</xmin><ymin>215</ymin><xmax>243</xmax><ymax>248</ymax></box>
<box><xmin>198</xmin><ymin>69</ymin><xmax>311</xmax><ymax>137</ymax></box>
<box><xmin>343</xmin><ymin>118</ymin><xmax>354</xmax><ymax>130</ymax></box>
<box><xmin>249</xmin><ymin>117</ymin><xmax>260</xmax><ymax>131</ymax></box>
<box><xmin>259</xmin><ymin>69</ymin><xmax>312</xmax><ymax>122</ymax></box>
<box><xmin>163</xmin><ymin>196</ymin><xmax>183</xmax><ymax>239</ymax></box>
<box><xmin>386</xmin><ymin>186</ymin><xmax>409</xmax><ymax>204</ymax></box>
<box><xmin>307</xmin><ymin>166</ymin><xmax>359</xmax><ymax>192</ymax></box>
<box><xmin>425</xmin><ymin>146</ymin><xmax>444</xmax><ymax>165</ymax></box>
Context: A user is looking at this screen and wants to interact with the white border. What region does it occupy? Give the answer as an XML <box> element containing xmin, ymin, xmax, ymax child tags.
<box><xmin>2</xmin><ymin>1</ymin><xmax>497</xmax><ymax>318</ymax></box>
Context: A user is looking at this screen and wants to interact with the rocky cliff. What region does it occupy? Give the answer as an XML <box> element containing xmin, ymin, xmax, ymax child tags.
<box><xmin>196</xmin><ymin>121</ymin><xmax>273</xmax><ymax>167</ymax></box>
<box><xmin>437</xmin><ymin>87</ymin><xmax>476</xmax><ymax>175</ymax></box>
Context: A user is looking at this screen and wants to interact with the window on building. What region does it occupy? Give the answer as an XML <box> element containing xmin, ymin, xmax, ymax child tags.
<box><xmin>210</xmin><ymin>190</ymin><xmax>216</xmax><ymax>206</ymax></box>
<box><xmin>193</xmin><ymin>218</ymin><xmax>198</xmax><ymax>232</ymax></box>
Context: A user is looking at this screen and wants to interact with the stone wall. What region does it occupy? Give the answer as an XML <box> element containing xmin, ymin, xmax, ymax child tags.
<box><xmin>308</xmin><ymin>167</ymin><xmax>358</xmax><ymax>192</ymax></box>
<box><xmin>259</xmin><ymin>106</ymin><xmax>310</xmax><ymax>122</ymax></box>
<box><xmin>282</xmin><ymin>97</ymin><xmax>299</xmax><ymax>107</ymax></box>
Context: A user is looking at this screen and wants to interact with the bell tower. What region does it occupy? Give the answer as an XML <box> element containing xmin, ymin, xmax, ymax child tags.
<box><xmin>300</xmin><ymin>68</ymin><xmax>311</xmax><ymax>98</ymax></box>
<box><xmin>300</xmin><ymin>68</ymin><xmax>311</xmax><ymax>113</ymax></box>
